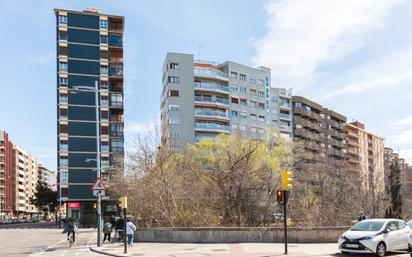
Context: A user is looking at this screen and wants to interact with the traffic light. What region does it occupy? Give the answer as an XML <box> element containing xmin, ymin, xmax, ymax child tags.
<box><xmin>281</xmin><ymin>171</ymin><xmax>293</xmax><ymax>190</ymax></box>
<box><xmin>118</xmin><ymin>196</ymin><xmax>127</xmax><ymax>209</ymax></box>
<box><xmin>93</xmin><ymin>203</ymin><xmax>97</xmax><ymax>209</ymax></box>
<box><xmin>276</xmin><ymin>190</ymin><xmax>283</xmax><ymax>204</ymax></box>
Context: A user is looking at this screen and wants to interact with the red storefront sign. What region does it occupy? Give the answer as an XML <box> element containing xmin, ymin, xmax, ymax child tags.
<box><xmin>67</xmin><ymin>202</ymin><xmax>80</xmax><ymax>208</ymax></box>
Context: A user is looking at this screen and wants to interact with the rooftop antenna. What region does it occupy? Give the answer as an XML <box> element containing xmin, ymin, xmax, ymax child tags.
<box><xmin>198</xmin><ymin>44</ymin><xmax>203</xmax><ymax>62</ymax></box>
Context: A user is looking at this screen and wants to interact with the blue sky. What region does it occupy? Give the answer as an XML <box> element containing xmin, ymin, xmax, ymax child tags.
<box><xmin>1</xmin><ymin>0</ymin><xmax>411</xmax><ymax>170</ymax></box>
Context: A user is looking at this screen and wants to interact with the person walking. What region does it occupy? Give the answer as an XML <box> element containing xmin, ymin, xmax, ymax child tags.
<box><xmin>126</xmin><ymin>218</ymin><xmax>136</xmax><ymax>247</ymax></box>
<box><xmin>66</xmin><ymin>217</ymin><xmax>77</xmax><ymax>243</ymax></box>
<box><xmin>103</xmin><ymin>219</ymin><xmax>113</xmax><ymax>243</ymax></box>
<box><xmin>115</xmin><ymin>217</ymin><xmax>124</xmax><ymax>242</ymax></box>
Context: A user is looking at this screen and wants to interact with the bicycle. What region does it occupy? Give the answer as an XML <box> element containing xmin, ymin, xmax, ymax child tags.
<box><xmin>69</xmin><ymin>232</ymin><xmax>74</xmax><ymax>248</ymax></box>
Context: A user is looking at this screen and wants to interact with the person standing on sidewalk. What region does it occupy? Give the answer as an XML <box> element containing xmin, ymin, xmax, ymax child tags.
<box><xmin>115</xmin><ymin>217</ymin><xmax>124</xmax><ymax>242</ymax></box>
<box><xmin>126</xmin><ymin>218</ymin><xmax>136</xmax><ymax>247</ymax></box>
<box><xmin>103</xmin><ymin>219</ymin><xmax>113</xmax><ymax>243</ymax></box>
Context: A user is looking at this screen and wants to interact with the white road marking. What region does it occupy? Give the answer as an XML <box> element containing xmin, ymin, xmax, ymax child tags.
<box><xmin>29</xmin><ymin>239</ymin><xmax>67</xmax><ymax>257</ymax></box>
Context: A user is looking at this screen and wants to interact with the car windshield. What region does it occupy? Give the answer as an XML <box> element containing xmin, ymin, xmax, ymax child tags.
<box><xmin>351</xmin><ymin>221</ymin><xmax>385</xmax><ymax>231</ymax></box>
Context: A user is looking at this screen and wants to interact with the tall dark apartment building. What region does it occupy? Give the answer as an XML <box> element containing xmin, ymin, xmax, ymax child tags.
<box><xmin>55</xmin><ymin>8</ymin><xmax>124</xmax><ymax>219</ymax></box>
<box><xmin>291</xmin><ymin>96</ymin><xmax>346</xmax><ymax>175</ymax></box>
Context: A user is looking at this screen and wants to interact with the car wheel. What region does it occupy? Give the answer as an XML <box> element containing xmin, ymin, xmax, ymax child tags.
<box><xmin>376</xmin><ymin>242</ymin><xmax>386</xmax><ymax>257</ymax></box>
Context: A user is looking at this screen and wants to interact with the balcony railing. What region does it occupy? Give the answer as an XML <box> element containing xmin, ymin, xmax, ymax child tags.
<box><xmin>194</xmin><ymin>96</ymin><xmax>229</xmax><ymax>105</ymax></box>
<box><xmin>111</xmin><ymin>146</ymin><xmax>124</xmax><ymax>153</ymax></box>
<box><xmin>110</xmin><ymin>130</ymin><xmax>124</xmax><ymax>137</ymax></box>
<box><xmin>109</xmin><ymin>65</ymin><xmax>123</xmax><ymax>77</ymax></box>
<box><xmin>279</xmin><ymin>102</ymin><xmax>291</xmax><ymax>109</ymax></box>
<box><xmin>195</xmin><ymin>123</ymin><xmax>230</xmax><ymax>132</ymax></box>
<box><xmin>279</xmin><ymin>113</ymin><xmax>291</xmax><ymax>120</ymax></box>
<box><xmin>194</xmin><ymin>68</ymin><xmax>228</xmax><ymax>80</ymax></box>
<box><xmin>110</xmin><ymin>100</ymin><xmax>123</xmax><ymax>108</ymax></box>
<box><xmin>194</xmin><ymin>82</ymin><xmax>229</xmax><ymax>92</ymax></box>
<box><xmin>195</xmin><ymin>109</ymin><xmax>228</xmax><ymax>118</ymax></box>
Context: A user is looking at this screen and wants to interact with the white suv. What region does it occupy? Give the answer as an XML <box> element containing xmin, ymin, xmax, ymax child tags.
<box><xmin>338</xmin><ymin>219</ymin><xmax>410</xmax><ymax>256</ymax></box>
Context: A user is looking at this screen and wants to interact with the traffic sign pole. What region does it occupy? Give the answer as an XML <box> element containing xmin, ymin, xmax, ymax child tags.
<box><xmin>92</xmin><ymin>178</ymin><xmax>106</xmax><ymax>247</ymax></box>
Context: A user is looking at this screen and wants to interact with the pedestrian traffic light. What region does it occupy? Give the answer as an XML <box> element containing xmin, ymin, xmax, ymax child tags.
<box><xmin>281</xmin><ymin>171</ymin><xmax>293</xmax><ymax>190</ymax></box>
<box><xmin>276</xmin><ymin>190</ymin><xmax>284</xmax><ymax>204</ymax></box>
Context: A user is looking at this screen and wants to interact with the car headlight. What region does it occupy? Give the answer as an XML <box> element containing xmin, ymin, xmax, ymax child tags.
<box><xmin>361</xmin><ymin>236</ymin><xmax>373</xmax><ymax>241</ymax></box>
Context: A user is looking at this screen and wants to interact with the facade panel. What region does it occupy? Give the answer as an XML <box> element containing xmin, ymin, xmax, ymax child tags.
<box><xmin>68</xmin><ymin>122</ymin><xmax>97</xmax><ymax>136</ymax></box>
<box><xmin>67</xmin><ymin>13</ymin><xmax>99</xmax><ymax>29</ymax></box>
<box><xmin>68</xmin><ymin>28</ymin><xmax>99</xmax><ymax>44</ymax></box>
<box><xmin>68</xmin><ymin>44</ymin><xmax>100</xmax><ymax>60</ymax></box>
<box><xmin>68</xmin><ymin>59</ymin><xmax>100</xmax><ymax>75</ymax></box>
<box><xmin>68</xmin><ymin>137</ymin><xmax>97</xmax><ymax>152</ymax></box>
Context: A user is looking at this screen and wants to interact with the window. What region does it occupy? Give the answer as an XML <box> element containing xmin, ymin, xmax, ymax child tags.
<box><xmin>100</xmin><ymin>82</ymin><xmax>108</xmax><ymax>89</ymax></box>
<box><xmin>258</xmin><ymin>103</ymin><xmax>265</xmax><ymax>109</ymax></box>
<box><xmin>58</xmin><ymin>15</ymin><xmax>67</xmax><ymax>24</ymax></box>
<box><xmin>169</xmin><ymin>104</ymin><xmax>180</xmax><ymax>111</ymax></box>
<box><xmin>239</xmin><ymin>86</ymin><xmax>247</xmax><ymax>93</ymax></box>
<box><xmin>231</xmin><ymin>110</ymin><xmax>238</xmax><ymax>117</ymax></box>
<box><xmin>168</xmin><ymin>76</ymin><xmax>179</xmax><ymax>83</ymax></box>
<box><xmin>258</xmin><ymin>115</ymin><xmax>265</xmax><ymax>122</ymax></box>
<box><xmin>58</xmin><ymin>32</ymin><xmax>67</xmax><ymax>41</ymax></box>
<box><xmin>249</xmin><ymin>101</ymin><xmax>257</xmax><ymax>108</ymax></box>
<box><xmin>59</xmin><ymin>78</ymin><xmax>68</xmax><ymax>85</ymax></box>
<box><xmin>59</xmin><ymin>47</ymin><xmax>67</xmax><ymax>56</ymax></box>
<box><xmin>250</xmin><ymin>114</ymin><xmax>257</xmax><ymax>120</ymax></box>
<box><xmin>240</xmin><ymin>125</ymin><xmax>246</xmax><ymax>131</ymax></box>
<box><xmin>230</xmin><ymin>84</ymin><xmax>238</xmax><ymax>92</ymax></box>
<box><xmin>100</xmin><ymin>50</ymin><xmax>108</xmax><ymax>59</ymax></box>
<box><xmin>100</xmin><ymin>20</ymin><xmax>108</xmax><ymax>29</ymax></box>
<box><xmin>239</xmin><ymin>74</ymin><xmax>246</xmax><ymax>81</ymax></box>
<box><xmin>169</xmin><ymin>118</ymin><xmax>180</xmax><ymax>125</ymax></box>
<box><xmin>240</xmin><ymin>112</ymin><xmax>248</xmax><ymax>119</ymax></box>
<box><xmin>250</xmin><ymin>127</ymin><xmax>257</xmax><ymax>132</ymax></box>
<box><xmin>100</xmin><ymin>36</ymin><xmax>108</xmax><ymax>44</ymax></box>
<box><xmin>169</xmin><ymin>90</ymin><xmax>179</xmax><ymax>97</ymax></box>
<box><xmin>230</xmin><ymin>72</ymin><xmax>238</xmax><ymax>79</ymax></box>
<box><xmin>169</xmin><ymin>63</ymin><xmax>179</xmax><ymax>69</ymax></box>
<box><xmin>59</xmin><ymin>158</ymin><xmax>68</xmax><ymax>166</ymax></box>
<box><xmin>59</xmin><ymin>94</ymin><xmax>68</xmax><ymax>103</ymax></box>
<box><xmin>240</xmin><ymin>99</ymin><xmax>247</xmax><ymax>106</ymax></box>
<box><xmin>249</xmin><ymin>89</ymin><xmax>257</xmax><ymax>96</ymax></box>
<box><xmin>294</xmin><ymin>102</ymin><xmax>302</xmax><ymax>108</ymax></box>
<box><xmin>59</xmin><ymin>62</ymin><xmax>68</xmax><ymax>71</ymax></box>
<box><xmin>100</xmin><ymin>66</ymin><xmax>108</xmax><ymax>75</ymax></box>
<box><xmin>250</xmin><ymin>77</ymin><xmax>256</xmax><ymax>84</ymax></box>
<box><xmin>231</xmin><ymin>124</ymin><xmax>238</xmax><ymax>129</ymax></box>
<box><xmin>258</xmin><ymin>91</ymin><xmax>265</xmax><ymax>97</ymax></box>
<box><xmin>257</xmin><ymin>79</ymin><xmax>264</xmax><ymax>85</ymax></box>
<box><xmin>231</xmin><ymin>98</ymin><xmax>239</xmax><ymax>104</ymax></box>
<box><xmin>59</xmin><ymin>108</ymin><xmax>68</xmax><ymax>117</ymax></box>
<box><xmin>60</xmin><ymin>171</ymin><xmax>68</xmax><ymax>182</ymax></box>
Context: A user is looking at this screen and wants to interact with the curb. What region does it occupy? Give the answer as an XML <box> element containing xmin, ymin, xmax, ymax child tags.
<box><xmin>89</xmin><ymin>246</ymin><xmax>128</xmax><ymax>257</ymax></box>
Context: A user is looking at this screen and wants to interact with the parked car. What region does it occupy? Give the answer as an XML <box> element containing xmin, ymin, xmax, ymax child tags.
<box><xmin>407</xmin><ymin>219</ymin><xmax>412</xmax><ymax>256</ymax></box>
<box><xmin>338</xmin><ymin>219</ymin><xmax>410</xmax><ymax>257</ymax></box>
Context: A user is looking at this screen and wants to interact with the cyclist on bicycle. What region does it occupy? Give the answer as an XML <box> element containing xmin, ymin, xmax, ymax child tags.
<box><xmin>66</xmin><ymin>217</ymin><xmax>77</xmax><ymax>243</ymax></box>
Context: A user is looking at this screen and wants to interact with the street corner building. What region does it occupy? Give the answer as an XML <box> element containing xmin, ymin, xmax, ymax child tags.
<box><xmin>160</xmin><ymin>52</ymin><xmax>293</xmax><ymax>151</ymax></box>
<box><xmin>55</xmin><ymin>8</ymin><xmax>124</xmax><ymax>220</ymax></box>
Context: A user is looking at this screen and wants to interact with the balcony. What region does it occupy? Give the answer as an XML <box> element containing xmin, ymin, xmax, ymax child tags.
<box><xmin>195</xmin><ymin>109</ymin><xmax>229</xmax><ymax>120</ymax></box>
<box><xmin>110</xmin><ymin>100</ymin><xmax>123</xmax><ymax>108</ymax></box>
<box><xmin>279</xmin><ymin>113</ymin><xmax>291</xmax><ymax>120</ymax></box>
<box><xmin>294</xmin><ymin>108</ymin><xmax>319</xmax><ymax>120</ymax></box>
<box><xmin>279</xmin><ymin>102</ymin><xmax>291</xmax><ymax>109</ymax></box>
<box><xmin>111</xmin><ymin>146</ymin><xmax>124</xmax><ymax>153</ymax></box>
<box><xmin>109</xmin><ymin>65</ymin><xmax>123</xmax><ymax>78</ymax></box>
<box><xmin>194</xmin><ymin>68</ymin><xmax>228</xmax><ymax>81</ymax></box>
<box><xmin>194</xmin><ymin>82</ymin><xmax>229</xmax><ymax>94</ymax></box>
<box><xmin>195</xmin><ymin>122</ymin><xmax>230</xmax><ymax>133</ymax></box>
<box><xmin>304</xmin><ymin>141</ymin><xmax>321</xmax><ymax>151</ymax></box>
<box><xmin>194</xmin><ymin>96</ymin><xmax>229</xmax><ymax>106</ymax></box>
<box><xmin>109</xmin><ymin>34</ymin><xmax>122</xmax><ymax>47</ymax></box>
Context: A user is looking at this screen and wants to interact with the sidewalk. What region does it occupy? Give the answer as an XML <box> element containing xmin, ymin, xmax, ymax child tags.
<box><xmin>89</xmin><ymin>242</ymin><xmax>340</xmax><ymax>257</ymax></box>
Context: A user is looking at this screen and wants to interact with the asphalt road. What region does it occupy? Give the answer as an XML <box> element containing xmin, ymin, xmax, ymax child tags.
<box><xmin>0</xmin><ymin>222</ymin><xmax>102</xmax><ymax>257</ymax></box>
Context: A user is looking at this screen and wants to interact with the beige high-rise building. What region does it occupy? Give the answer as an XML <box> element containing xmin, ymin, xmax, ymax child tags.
<box><xmin>346</xmin><ymin>121</ymin><xmax>384</xmax><ymax>194</ymax></box>
<box><xmin>12</xmin><ymin>145</ymin><xmax>38</xmax><ymax>217</ymax></box>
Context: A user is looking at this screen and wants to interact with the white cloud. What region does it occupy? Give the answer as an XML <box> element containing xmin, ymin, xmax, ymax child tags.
<box><xmin>399</xmin><ymin>149</ymin><xmax>412</xmax><ymax>164</ymax></box>
<box><xmin>320</xmin><ymin>46</ymin><xmax>412</xmax><ymax>99</ymax></box>
<box><xmin>253</xmin><ymin>0</ymin><xmax>403</xmax><ymax>89</ymax></box>
<box><xmin>394</xmin><ymin>115</ymin><xmax>412</xmax><ymax>128</ymax></box>
<box><xmin>124</xmin><ymin>120</ymin><xmax>157</xmax><ymax>135</ymax></box>
<box><xmin>392</xmin><ymin>130</ymin><xmax>412</xmax><ymax>145</ymax></box>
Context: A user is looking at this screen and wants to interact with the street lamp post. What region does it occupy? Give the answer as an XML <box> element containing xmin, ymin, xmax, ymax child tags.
<box><xmin>72</xmin><ymin>81</ymin><xmax>102</xmax><ymax>246</ymax></box>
